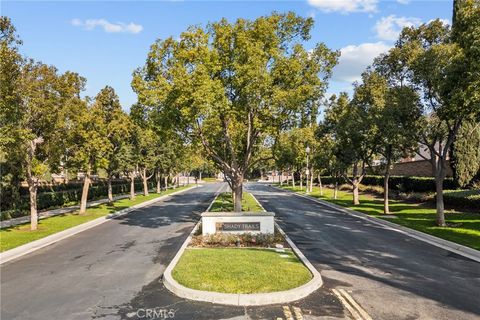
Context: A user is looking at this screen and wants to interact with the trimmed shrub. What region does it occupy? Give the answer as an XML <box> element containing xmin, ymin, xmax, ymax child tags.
<box><xmin>13</xmin><ymin>180</ymin><xmax>157</xmax><ymax>214</ymax></box>
<box><xmin>444</xmin><ymin>190</ymin><xmax>480</xmax><ymax>211</ymax></box>
<box><xmin>318</xmin><ymin>175</ymin><xmax>458</xmax><ymax>193</ymax></box>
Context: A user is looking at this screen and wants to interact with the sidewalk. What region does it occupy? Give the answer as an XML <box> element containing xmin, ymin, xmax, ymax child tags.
<box><xmin>0</xmin><ymin>186</ymin><xmax>185</xmax><ymax>229</ymax></box>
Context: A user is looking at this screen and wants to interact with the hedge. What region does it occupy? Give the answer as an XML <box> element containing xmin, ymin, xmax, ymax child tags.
<box><xmin>18</xmin><ymin>179</ymin><xmax>135</xmax><ymax>196</ymax></box>
<box><xmin>1</xmin><ymin>180</ymin><xmax>156</xmax><ymax>220</ymax></box>
<box><xmin>317</xmin><ymin>175</ymin><xmax>458</xmax><ymax>193</ymax></box>
<box><xmin>443</xmin><ymin>190</ymin><xmax>480</xmax><ymax>211</ymax></box>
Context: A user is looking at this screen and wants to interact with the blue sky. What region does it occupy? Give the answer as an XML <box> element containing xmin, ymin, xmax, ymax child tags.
<box><xmin>3</xmin><ymin>0</ymin><xmax>452</xmax><ymax>111</ymax></box>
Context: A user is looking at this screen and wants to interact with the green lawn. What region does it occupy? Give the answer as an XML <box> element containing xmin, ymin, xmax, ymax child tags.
<box><xmin>0</xmin><ymin>185</ymin><xmax>192</xmax><ymax>252</ymax></box>
<box><xmin>280</xmin><ymin>185</ymin><xmax>480</xmax><ymax>251</ymax></box>
<box><xmin>172</xmin><ymin>248</ymin><xmax>312</xmax><ymax>293</ymax></box>
<box><xmin>209</xmin><ymin>192</ymin><xmax>263</xmax><ymax>212</ymax></box>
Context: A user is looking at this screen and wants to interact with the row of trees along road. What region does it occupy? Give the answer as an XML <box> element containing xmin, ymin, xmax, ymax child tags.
<box><xmin>309</xmin><ymin>0</ymin><xmax>479</xmax><ymax>226</ymax></box>
<box><xmin>0</xmin><ymin>17</ymin><xmax>206</xmax><ymax>230</ymax></box>
<box><xmin>268</xmin><ymin>0</ymin><xmax>478</xmax><ymax>227</ymax></box>
<box><xmin>132</xmin><ymin>12</ymin><xmax>339</xmax><ymax>211</ymax></box>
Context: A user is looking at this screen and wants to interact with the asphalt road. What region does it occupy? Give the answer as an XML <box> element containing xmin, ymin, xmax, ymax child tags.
<box><xmin>247</xmin><ymin>183</ymin><xmax>480</xmax><ymax>320</ymax></box>
<box><xmin>2</xmin><ymin>182</ymin><xmax>478</xmax><ymax>320</ymax></box>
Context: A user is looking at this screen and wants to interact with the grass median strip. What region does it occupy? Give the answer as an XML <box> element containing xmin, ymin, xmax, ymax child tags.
<box><xmin>280</xmin><ymin>185</ymin><xmax>480</xmax><ymax>251</ymax></box>
<box><xmin>0</xmin><ymin>185</ymin><xmax>192</xmax><ymax>252</ymax></box>
<box><xmin>172</xmin><ymin>248</ymin><xmax>312</xmax><ymax>294</ymax></box>
<box><xmin>209</xmin><ymin>191</ymin><xmax>263</xmax><ymax>212</ymax></box>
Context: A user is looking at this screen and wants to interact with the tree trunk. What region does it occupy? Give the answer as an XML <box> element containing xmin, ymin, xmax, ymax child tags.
<box><xmin>107</xmin><ymin>176</ymin><xmax>113</xmax><ymax>204</ymax></box>
<box><xmin>232</xmin><ymin>177</ymin><xmax>244</xmax><ymax>212</ymax></box>
<box><xmin>300</xmin><ymin>173</ymin><xmax>303</xmax><ymax>190</ymax></box>
<box><xmin>142</xmin><ymin>168</ymin><xmax>149</xmax><ymax>196</ymax></box>
<box><xmin>26</xmin><ymin>140</ymin><xmax>39</xmax><ymax>230</ymax></box>
<box><xmin>28</xmin><ymin>180</ymin><xmax>38</xmax><ymax>231</ymax></box>
<box><xmin>187</xmin><ymin>173</ymin><xmax>190</xmax><ymax>186</ymax></box>
<box><xmin>309</xmin><ymin>171</ymin><xmax>314</xmax><ymax>193</ymax></box>
<box><xmin>164</xmin><ymin>175</ymin><xmax>168</xmax><ymax>190</ymax></box>
<box><xmin>64</xmin><ymin>168</ymin><xmax>69</xmax><ymax>184</ymax></box>
<box><xmin>435</xmin><ymin>176</ymin><xmax>446</xmax><ymax>226</ymax></box>
<box><xmin>199</xmin><ymin>171</ymin><xmax>202</xmax><ymax>182</ymax></box>
<box><xmin>352</xmin><ymin>181</ymin><xmax>360</xmax><ymax>205</ymax></box>
<box><xmin>79</xmin><ymin>169</ymin><xmax>91</xmax><ymax>214</ymax></box>
<box><xmin>383</xmin><ymin>168</ymin><xmax>390</xmax><ymax>214</ymax></box>
<box><xmin>130</xmin><ymin>173</ymin><xmax>135</xmax><ymax>200</ymax></box>
<box><xmin>318</xmin><ymin>173</ymin><xmax>323</xmax><ymax>196</ymax></box>
<box><xmin>292</xmin><ymin>171</ymin><xmax>295</xmax><ymax>187</ymax></box>
<box><xmin>280</xmin><ymin>171</ymin><xmax>283</xmax><ymax>186</ymax></box>
<box><xmin>156</xmin><ymin>171</ymin><xmax>161</xmax><ymax>193</ymax></box>
<box><xmin>334</xmin><ymin>181</ymin><xmax>338</xmax><ymax>199</ymax></box>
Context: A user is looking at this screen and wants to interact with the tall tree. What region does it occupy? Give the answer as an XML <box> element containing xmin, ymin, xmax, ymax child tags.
<box><xmin>353</xmin><ymin>71</ymin><xmax>421</xmax><ymax>213</ymax></box>
<box><xmin>70</xmin><ymin>102</ymin><xmax>110</xmax><ymax>214</ymax></box>
<box><xmin>0</xmin><ymin>17</ymin><xmax>23</xmax><ymax>216</ymax></box>
<box><xmin>321</xmin><ymin>93</ymin><xmax>375</xmax><ymax>205</ymax></box>
<box><xmin>19</xmin><ymin>62</ymin><xmax>86</xmax><ymax>229</ymax></box>
<box><xmin>92</xmin><ymin>86</ymin><xmax>132</xmax><ymax>203</ymax></box>
<box><xmin>451</xmin><ymin>121</ymin><xmax>480</xmax><ymax>187</ymax></box>
<box><xmin>132</xmin><ymin>12</ymin><xmax>338</xmax><ymax>211</ymax></box>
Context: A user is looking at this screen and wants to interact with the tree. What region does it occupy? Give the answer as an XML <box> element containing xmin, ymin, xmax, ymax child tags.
<box><xmin>20</xmin><ymin>62</ymin><xmax>87</xmax><ymax>228</ymax></box>
<box><xmin>321</xmin><ymin>93</ymin><xmax>375</xmax><ymax>205</ymax></box>
<box><xmin>132</xmin><ymin>12</ymin><xmax>338</xmax><ymax>211</ymax></box>
<box><xmin>274</xmin><ymin>131</ymin><xmax>296</xmax><ymax>186</ymax></box>
<box><xmin>449</xmin><ymin>0</ymin><xmax>480</xmax><ymax>187</ymax></box>
<box><xmin>451</xmin><ymin>121</ymin><xmax>480</xmax><ymax>187</ymax></box>
<box><xmin>134</xmin><ymin>127</ymin><xmax>157</xmax><ymax>196</ymax></box>
<box><xmin>130</xmin><ymin>103</ymin><xmax>182</xmax><ymax>195</ymax></box>
<box><xmin>353</xmin><ymin>71</ymin><xmax>421</xmax><ymax>213</ymax></box>
<box><xmin>70</xmin><ymin>101</ymin><xmax>110</xmax><ymax>214</ymax></box>
<box><xmin>312</xmin><ymin>130</ymin><xmax>345</xmax><ymax>199</ymax></box>
<box><xmin>1</xmin><ymin>18</ymin><xmax>88</xmax><ymax>228</ymax></box>
<box><xmin>0</xmin><ymin>17</ymin><xmax>24</xmax><ymax>217</ymax></box>
<box><xmin>93</xmin><ymin>86</ymin><xmax>132</xmax><ymax>203</ymax></box>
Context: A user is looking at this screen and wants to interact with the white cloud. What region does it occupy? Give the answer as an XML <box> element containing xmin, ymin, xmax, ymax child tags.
<box><xmin>332</xmin><ymin>42</ymin><xmax>391</xmax><ymax>83</ymax></box>
<box><xmin>307</xmin><ymin>0</ymin><xmax>378</xmax><ymax>13</ymax></box>
<box><xmin>71</xmin><ymin>18</ymin><xmax>143</xmax><ymax>34</ymax></box>
<box><xmin>374</xmin><ymin>15</ymin><xmax>421</xmax><ymax>41</ymax></box>
<box><xmin>397</xmin><ymin>0</ymin><xmax>410</xmax><ymax>4</ymax></box>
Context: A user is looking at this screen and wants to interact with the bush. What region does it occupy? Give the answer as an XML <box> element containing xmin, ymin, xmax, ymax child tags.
<box><xmin>190</xmin><ymin>229</ymin><xmax>286</xmax><ymax>248</ymax></box>
<box><xmin>444</xmin><ymin>190</ymin><xmax>480</xmax><ymax>211</ymax></box>
<box><xmin>12</xmin><ymin>180</ymin><xmax>157</xmax><ymax>215</ymax></box>
<box><xmin>318</xmin><ymin>175</ymin><xmax>458</xmax><ymax>193</ymax></box>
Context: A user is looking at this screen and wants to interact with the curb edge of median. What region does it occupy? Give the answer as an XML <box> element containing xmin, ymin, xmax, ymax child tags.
<box><xmin>0</xmin><ymin>185</ymin><xmax>200</xmax><ymax>265</ymax></box>
<box><xmin>162</xmin><ymin>187</ymin><xmax>323</xmax><ymax>306</ymax></box>
<box><xmin>271</xmin><ymin>185</ymin><xmax>480</xmax><ymax>264</ymax></box>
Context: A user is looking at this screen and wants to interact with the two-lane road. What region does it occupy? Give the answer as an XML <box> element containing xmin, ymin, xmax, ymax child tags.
<box><xmin>1</xmin><ymin>184</ymin><xmax>222</xmax><ymax>320</ymax></box>
<box><xmin>3</xmin><ymin>182</ymin><xmax>479</xmax><ymax>320</ymax></box>
<box><xmin>248</xmin><ymin>183</ymin><xmax>480</xmax><ymax>320</ymax></box>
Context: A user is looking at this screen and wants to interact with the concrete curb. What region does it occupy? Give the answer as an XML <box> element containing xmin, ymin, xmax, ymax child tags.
<box><xmin>0</xmin><ymin>185</ymin><xmax>199</xmax><ymax>265</ymax></box>
<box><xmin>162</xmin><ymin>190</ymin><xmax>323</xmax><ymax>306</ymax></box>
<box><xmin>271</xmin><ymin>185</ymin><xmax>480</xmax><ymax>263</ymax></box>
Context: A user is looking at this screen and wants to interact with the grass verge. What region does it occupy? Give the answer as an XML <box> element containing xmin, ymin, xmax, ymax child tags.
<box><xmin>0</xmin><ymin>185</ymin><xmax>192</xmax><ymax>252</ymax></box>
<box><xmin>209</xmin><ymin>192</ymin><xmax>263</xmax><ymax>212</ymax></box>
<box><xmin>279</xmin><ymin>185</ymin><xmax>480</xmax><ymax>250</ymax></box>
<box><xmin>172</xmin><ymin>248</ymin><xmax>312</xmax><ymax>293</ymax></box>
